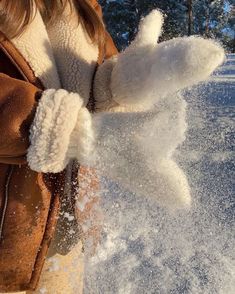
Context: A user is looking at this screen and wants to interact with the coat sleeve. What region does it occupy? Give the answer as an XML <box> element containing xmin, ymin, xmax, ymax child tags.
<box><xmin>0</xmin><ymin>73</ymin><xmax>42</xmax><ymax>164</ymax></box>
<box><xmin>0</xmin><ymin>73</ymin><xmax>89</xmax><ymax>171</ymax></box>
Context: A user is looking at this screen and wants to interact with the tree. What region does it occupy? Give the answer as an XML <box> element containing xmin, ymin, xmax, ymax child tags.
<box><xmin>193</xmin><ymin>0</ymin><xmax>228</xmax><ymax>38</ymax></box>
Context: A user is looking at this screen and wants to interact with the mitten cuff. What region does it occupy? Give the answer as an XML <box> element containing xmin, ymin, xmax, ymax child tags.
<box><xmin>94</xmin><ymin>56</ymin><xmax>150</xmax><ymax>113</ymax></box>
<box><xmin>93</xmin><ymin>56</ymin><xmax>119</xmax><ymax>112</ymax></box>
<box><xmin>27</xmin><ymin>89</ymin><xmax>84</xmax><ymax>173</ymax></box>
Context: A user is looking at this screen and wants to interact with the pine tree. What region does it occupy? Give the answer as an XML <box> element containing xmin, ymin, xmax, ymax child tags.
<box><xmin>193</xmin><ymin>0</ymin><xmax>228</xmax><ymax>38</ymax></box>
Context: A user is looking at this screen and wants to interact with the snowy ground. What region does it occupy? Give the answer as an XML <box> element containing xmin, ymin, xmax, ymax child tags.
<box><xmin>83</xmin><ymin>55</ymin><xmax>235</xmax><ymax>294</ymax></box>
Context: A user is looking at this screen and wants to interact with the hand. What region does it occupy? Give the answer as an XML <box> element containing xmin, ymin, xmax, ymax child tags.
<box><xmin>95</xmin><ymin>10</ymin><xmax>225</xmax><ymax>112</ymax></box>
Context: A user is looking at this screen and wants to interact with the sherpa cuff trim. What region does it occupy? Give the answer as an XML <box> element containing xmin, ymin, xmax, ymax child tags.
<box><xmin>27</xmin><ymin>89</ymin><xmax>84</xmax><ymax>173</ymax></box>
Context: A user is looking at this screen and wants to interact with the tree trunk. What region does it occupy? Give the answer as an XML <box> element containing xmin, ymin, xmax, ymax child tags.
<box><xmin>188</xmin><ymin>0</ymin><xmax>193</xmax><ymax>36</ymax></box>
<box><xmin>205</xmin><ymin>8</ymin><xmax>210</xmax><ymax>36</ymax></box>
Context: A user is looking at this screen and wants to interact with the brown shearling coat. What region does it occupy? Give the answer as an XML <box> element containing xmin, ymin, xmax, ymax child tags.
<box><xmin>0</xmin><ymin>1</ymin><xmax>118</xmax><ymax>292</ymax></box>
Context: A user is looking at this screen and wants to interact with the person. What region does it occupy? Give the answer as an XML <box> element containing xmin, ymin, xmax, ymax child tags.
<box><xmin>0</xmin><ymin>0</ymin><xmax>225</xmax><ymax>293</ymax></box>
<box><xmin>0</xmin><ymin>0</ymin><xmax>117</xmax><ymax>293</ymax></box>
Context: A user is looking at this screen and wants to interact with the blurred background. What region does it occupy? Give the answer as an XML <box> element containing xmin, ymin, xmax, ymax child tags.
<box><xmin>100</xmin><ymin>0</ymin><xmax>235</xmax><ymax>52</ymax></box>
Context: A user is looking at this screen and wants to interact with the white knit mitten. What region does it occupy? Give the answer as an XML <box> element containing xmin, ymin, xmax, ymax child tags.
<box><xmin>94</xmin><ymin>10</ymin><xmax>225</xmax><ymax>112</ymax></box>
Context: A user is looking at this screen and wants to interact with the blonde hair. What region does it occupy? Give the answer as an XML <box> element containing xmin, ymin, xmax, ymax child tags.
<box><xmin>0</xmin><ymin>0</ymin><xmax>105</xmax><ymax>46</ymax></box>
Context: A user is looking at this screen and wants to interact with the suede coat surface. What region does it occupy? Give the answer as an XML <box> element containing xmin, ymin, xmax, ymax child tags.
<box><xmin>0</xmin><ymin>0</ymin><xmax>118</xmax><ymax>291</ymax></box>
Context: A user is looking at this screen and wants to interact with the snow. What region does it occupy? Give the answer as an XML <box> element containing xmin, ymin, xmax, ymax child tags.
<box><xmin>83</xmin><ymin>55</ymin><xmax>235</xmax><ymax>293</ymax></box>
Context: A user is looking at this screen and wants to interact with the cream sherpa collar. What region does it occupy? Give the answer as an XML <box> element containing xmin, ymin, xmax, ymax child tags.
<box><xmin>12</xmin><ymin>1</ymin><xmax>99</xmax><ymax>105</ymax></box>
